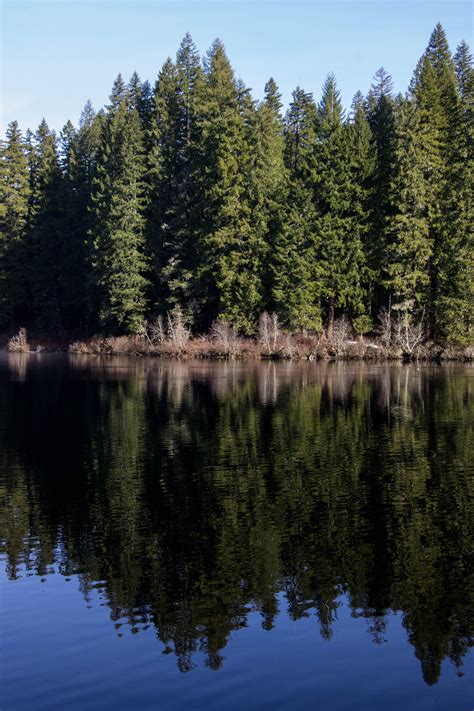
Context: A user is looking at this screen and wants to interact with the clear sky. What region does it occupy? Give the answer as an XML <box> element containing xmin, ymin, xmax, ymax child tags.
<box><xmin>1</xmin><ymin>0</ymin><xmax>472</xmax><ymax>133</ymax></box>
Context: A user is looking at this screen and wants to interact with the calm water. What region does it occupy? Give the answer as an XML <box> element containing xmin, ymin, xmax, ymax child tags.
<box><xmin>1</xmin><ymin>354</ymin><xmax>473</xmax><ymax>710</ymax></box>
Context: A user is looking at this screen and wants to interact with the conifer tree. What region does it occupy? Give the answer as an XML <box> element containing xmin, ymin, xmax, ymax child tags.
<box><xmin>433</xmin><ymin>40</ymin><xmax>474</xmax><ymax>342</ymax></box>
<box><xmin>367</xmin><ymin>67</ymin><xmax>396</xmax><ymax>311</ymax></box>
<box><xmin>384</xmin><ymin>98</ymin><xmax>431</xmax><ymax>314</ymax></box>
<box><xmin>410</xmin><ymin>24</ymin><xmax>462</xmax><ymax>337</ymax></box>
<box><xmin>347</xmin><ymin>92</ymin><xmax>376</xmax><ymax>334</ymax></box>
<box><xmin>149</xmin><ymin>35</ymin><xmax>202</xmax><ymax>317</ymax></box>
<box><xmin>59</xmin><ymin>104</ymin><xmax>102</xmax><ymax>329</ymax></box>
<box><xmin>28</xmin><ymin>120</ymin><xmax>65</xmax><ymax>331</ymax></box>
<box><xmin>314</xmin><ymin>75</ymin><xmax>368</xmax><ymax>336</ymax></box>
<box><xmin>249</xmin><ymin>78</ymin><xmax>286</xmax><ymax>309</ymax></box>
<box><xmin>272</xmin><ymin>87</ymin><xmax>321</xmax><ymax>330</ymax></box>
<box><xmin>89</xmin><ymin>85</ymin><xmax>148</xmax><ymax>334</ymax></box>
<box><xmin>193</xmin><ymin>39</ymin><xmax>262</xmax><ymax>332</ymax></box>
<box><xmin>0</xmin><ymin>121</ymin><xmax>30</xmax><ymax>326</ymax></box>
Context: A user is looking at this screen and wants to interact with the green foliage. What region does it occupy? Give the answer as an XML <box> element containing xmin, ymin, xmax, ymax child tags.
<box><xmin>0</xmin><ymin>26</ymin><xmax>472</xmax><ymax>343</ymax></box>
<box><xmin>385</xmin><ymin>98</ymin><xmax>431</xmax><ymax>312</ymax></box>
<box><xmin>0</xmin><ymin>121</ymin><xmax>30</xmax><ymax>326</ymax></box>
<box><xmin>89</xmin><ymin>92</ymin><xmax>149</xmax><ymax>334</ymax></box>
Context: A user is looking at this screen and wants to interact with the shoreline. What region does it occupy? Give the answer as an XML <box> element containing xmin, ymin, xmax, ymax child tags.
<box><xmin>2</xmin><ymin>332</ymin><xmax>473</xmax><ymax>362</ymax></box>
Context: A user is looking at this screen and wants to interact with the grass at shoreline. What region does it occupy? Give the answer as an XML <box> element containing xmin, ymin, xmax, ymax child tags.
<box><xmin>2</xmin><ymin>330</ymin><xmax>473</xmax><ymax>362</ymax></box>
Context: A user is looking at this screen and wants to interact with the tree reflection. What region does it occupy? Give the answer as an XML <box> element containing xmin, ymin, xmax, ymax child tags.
<box><xmin>0</xmin><ymin>356</ymin><xmax>472</xmax><ymax>683</ymax></box>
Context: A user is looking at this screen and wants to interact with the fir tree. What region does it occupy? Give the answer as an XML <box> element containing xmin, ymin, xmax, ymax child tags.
<box><xmin>89</xmin><ymin>90</ymin><xmax>148</xmax><ymax>334</ymax></box>
<box><xmin>249</xmin><ymin>78</ymin><xmax>286</xmax><ymax>310</ymax></box>
<box><xmin>411</xmin><ymin>23</ymin><xmax>461</xmax><ymax>337</ymax></box>
<box><xmin>193</xmin><ymin>39</ymin><xmax>262</xmax><ymax>332</ymax></box>
<box><xmin>385</xmin><ymin>98</ymin><xmax>431</xmax><ymax>314</ymax></box>
<box><xmin>0</xmin><ymin>121</ymin><xmax>30</xmax><ymax>326</ymax></box>
<box><xmin>28</xmin><ymin>120</ymin><xmax>65</xmax><ymax>331</ymax></box>
<box><xmin>315</xmin><ymin>74</ymin><xmax>368</xmax><ymax>336</ymax></box>
<box><xmin>272</xmin><ymin>86</ymin><xmax>321</xmax><ymax>330</ymax></box>
<box><xmin>367</xmin><ymin>67</ymin><xmax>396</xmax><ymax>314</ymax></box>
<box><xmin>148</xmin><ymin>35</ymin><xmax>202</xmax><ymax>318</ymax></box>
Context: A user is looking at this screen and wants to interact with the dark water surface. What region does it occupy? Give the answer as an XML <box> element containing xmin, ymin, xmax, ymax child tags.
<box><xmin>1</xmin><ymin>354</ymin><xmax>473</xmax><ymax>710</ymax></box>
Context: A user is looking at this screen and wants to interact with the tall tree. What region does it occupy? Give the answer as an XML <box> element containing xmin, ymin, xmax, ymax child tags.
<box><xmin>193</xmin><ymin>39</ymin><xmax>262</xmax><ymax>332</ymax></box>
<box><xmin>28</xmin><ymin>120</ymin><xmax>65</xmax><ymax>331</ymax></box>
<box><xmin>0</xmin><ymin>121</ymin><xmax>30</xmax><ymax>327</ymax></box>
<box><xmin>148</xmin><ymin>35</ymin><xmax>202</xmax><ymax>318</ymax></box>
<box><xmin>89</xmin><ymin>85</ymin><xmax>148</xmax><ymax>334</ymax></box>
<box><xmin>249</xmin><ymin>78</ymin><xmax>286</xmax><ymax>310</ymax></box>
<box><xmin>367</xmin><ymin>67</ymin><xmax>396</xmax><ymax>313</ymax></box>
<box><xmin>272</xmin><ymin>86</ymin><xmax>321</xmax><ymax>330</ymax></box>
<box><xmin>432</xmin><ymin>40</ymin><xmax>474</xmax><ymax>343</ymax></box>
<box><xmin>314</xmin><ymin>74</ymin><xmax>368</xmax><ymax>336</ymax></box>
<box><xmin>384</xmin><ymin>98</ymin><xmax>431</xmax><ymax>314</ymax></box>
<box><xmin>410</xmin><ymin>23</ymin><xmax>462</xmax><ymax>337</ymax></box>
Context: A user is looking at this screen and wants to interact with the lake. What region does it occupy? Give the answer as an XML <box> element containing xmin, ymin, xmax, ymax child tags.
<box><xmin>1</xmin><ymin>354</ymin><xmax>473</xmax><ymax>710</ymax></box>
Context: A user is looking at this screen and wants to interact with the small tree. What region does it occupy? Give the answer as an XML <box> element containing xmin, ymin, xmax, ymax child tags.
<box><xmin>147</xmin><ymin>316</ymin><xmax>166</xmax><ymax>344</ymax></box>
<box><xmin>167</xmin><ymin>307</ymin><xmax>191</xmax><ymax>350</ymax></box>
<box><xmin>392</xmin><ymin>303</ymin><xmax>425</xmax><ymax>356</ymax></box>
<box><xmin>376</xmin><ymin>307</ymin><xmax>393</xmax><ymax>347</ymax></box>
<box><xmin>258</xmin><ymin>312</ymin><xmax>281</xmax><ymax>354</ymax></box>
<box><xmin>211</xmin><ymin>319</ymin><xmax>239</xmax><ymax>356</ymax></box>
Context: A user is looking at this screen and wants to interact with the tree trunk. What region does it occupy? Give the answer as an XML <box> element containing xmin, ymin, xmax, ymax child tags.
<box><xmin>327</xmin><ymin>296</ymin><xmax>335</xmax><ymax>339</ymax></box>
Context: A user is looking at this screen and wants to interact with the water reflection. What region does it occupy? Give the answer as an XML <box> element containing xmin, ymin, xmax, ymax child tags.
<box><xmin>1</xmin><ymin>355</ymin><xmax>473</xmax><ymax>682</ymax></box>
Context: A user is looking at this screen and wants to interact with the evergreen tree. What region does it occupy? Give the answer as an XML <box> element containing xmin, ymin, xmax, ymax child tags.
<box><xmin>367</xmin><ymin>67</ymin><xmax>396</xmax><ymax>312</ymax></box>
<box><xmin>272</xmin><ymin>86</ymin><xmax>321</xmax><ymax>330</ymax></box>
<box><xmin>89</xmin><ymin>88</ymin><xmax>148</xmax><ymax>334</ymax></box>
<box><xmin>249</xmin><ymin>78</ymin><xmax>286</xmax><ymax>310</ymax></box>
<box><xmin>410</xmin><ymin>23</ymin><xmax>462</xmax><ymax>337</ymax></box>
<box><xmin>433</xmin><ymin>40</ymin><xmax>474</xmax><ymax>343</ymax></box>
<box><xmin>347</xmin><ymin>92</ymin><xmax>376</xmax><ymax>334</ymax></box>
<box><xmin>193</xmin><ymin>39</ymin><xmax>262</xmax><ymax>332</ymax></box>
<box><xmin>0</xmin><ymin>121</ymin><xmax>30</xmax><ymax>326</ymax></box>
<box><xmin>314</xmin><ymin>74</ymin><xmax>368</xmax><ymax>336</ymax></box>
<box><xmin>384</xmin><ymin>98</ymin><xmax>431</xmax><ymax>314</ymax></box>
<box><xmin>149</xmin><ymin>35</ymin><xmax>202</xmax><ymax>318</ymax></box>
<box><xmin>28</xmin><ymin>120</ymin><xmax>65</xmax><ymax>331</ymax></box>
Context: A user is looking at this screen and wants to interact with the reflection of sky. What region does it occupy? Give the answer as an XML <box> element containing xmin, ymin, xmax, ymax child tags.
<box><xmin>1</xmin><ymin>567</ymin><xmax>471</xmax><ymax>711</ymax></box>
<box><xmin>2</xmin><ymin>1</ymin><xmax>471</xmax><ymax>133</ymax></box>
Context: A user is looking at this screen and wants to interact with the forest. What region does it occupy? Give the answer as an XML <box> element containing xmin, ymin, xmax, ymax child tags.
<box><xmin>0</xmin><ymin>23</ymin><xmax>472</xmax><ymax>345</ymax></box>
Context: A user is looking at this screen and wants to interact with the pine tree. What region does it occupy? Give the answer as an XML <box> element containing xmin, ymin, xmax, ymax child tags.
<box><xmin>347</xmin><ymin>92</ymin><xmax>376</xmax><ymax>334</ymax></box>
<box><xmin>89</xmin><ymin>87</ymin><xmax>148</xmax><ymax>334</ymax></box>
<box><xmin>59</xmin><ymin>104</ymin><xmax>102</xmax><ymax>330</ymax></box>
<box><xmin>0</xmin><ymin>121</ymin><xmax>30</xmax><ymax>327</ymax></box>
<box><xmin>193</xmin><ymin>39</ymin><xmax>262</xmax><ymax>332</ymax></box>
<box><xmin>384</xmin><ymin>98</ymin><xmax>431</xmax><ymax>314</ymax></box>
<box><xmin>314</xmin><ymin>74</ymin><xmax>368</xmax><ymax>336</ymax></box>
<box><xmin>149</xmin><ymin>35</ymin><xmax>202</xmax><ymax>318</ymax></box>
<box><xmin>433</xmin><ymin>40</ymin><xmax>474</xmax><ymax>342</ymax></box>
<box><xmin>411</xmin><ymin>24</ymin><xmax>462</xmax><ymax>338</ymax></box>
<box><xmin>28</xmin><ymin>120</ymin><xmax>65</xmax><ymax>331</ymax></box>
<box><xmin>272</xmin><ymin>86</ymin><xmax>321</xmax><ymax>330</ymax></box>
<box><xmin>249</xmin><ymin>78</ymin><xmax>286</xmax><ymax>310</ymax></box>
<box><xmin>367</xmin><ymin>67</ymin><xmax>396</xmax><ymax>313</ymax></box>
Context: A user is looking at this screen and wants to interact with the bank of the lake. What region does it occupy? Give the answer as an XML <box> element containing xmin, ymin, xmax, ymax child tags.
<box><xmin>2</xmin><ymin>328</ymin><xmax>473</xmax><ymax>362</ymax></box>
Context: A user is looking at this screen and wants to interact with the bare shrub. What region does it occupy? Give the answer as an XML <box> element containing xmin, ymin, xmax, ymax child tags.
<box><xmin>330</xmin><ymin>316</ymin><xmax>353</xmax><ymax>355</ymax></box>
<box><xmin>147</xmin><ymin>316</ymin><xmax>166</xmax><ymax>344</ymax></box>
<box><xmin>258</xmin><ymin>312</ymin><xmax>280</xmax><ymax>354</ymax></box>
<box><xmin>376</xmin><ymin>307</ymin><xmax>393</xmax><ymax>347</ymax></box>
<box><xmin>392</xmin><ymin>309</ymin><xmax>425</xmax><ymax>356</ymax></box>
<box><xmin>210</xmin><ymin>319</ymin><xmax>239</xmax><ymax>356</ymax></box>
<box><xmin>167</xmin><ymin>308</ymin><xmax>191</xmax><ymax>350</ymax></box>
<box><xmin>7</xmin><ymin>327</ymin><xmax>29</xmax><ymax>352</ymax></box>
<box><xmin>281</xmin><ymin>333</ymin><xmax>294</xmax><ymax>359</ymax></box>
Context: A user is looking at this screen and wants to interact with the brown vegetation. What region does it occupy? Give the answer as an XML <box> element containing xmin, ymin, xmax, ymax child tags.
<box><xmin>1</xmin><ymin>312</ymin><xmax>472</xmax><ymax>361</ymax></box>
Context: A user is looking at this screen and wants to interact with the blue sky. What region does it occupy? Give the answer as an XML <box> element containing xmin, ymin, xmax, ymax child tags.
<box><xmin>2</xmin><ymin>1</ymin><xmax>472</xmax><ymax>133</ymax></box>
